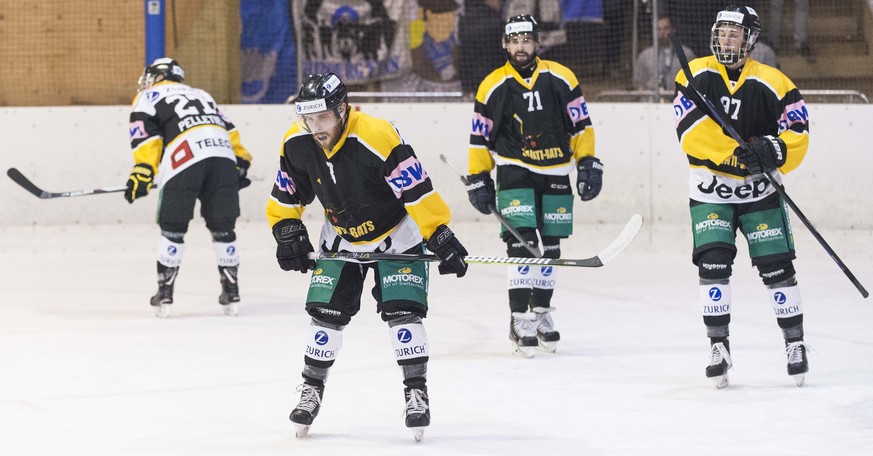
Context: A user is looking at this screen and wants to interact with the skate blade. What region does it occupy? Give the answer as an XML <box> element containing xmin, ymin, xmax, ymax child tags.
<box><xmin>511</xmin><ymin>343</ymin><xmax>536</xmax><ymax>358</ymax></box>
<box><xmin>537</xmin><ymin>340</ymin><xmax>557</xmax><ymax>353</ymax></box>
<box><xmin>411</xmin><ymin>427</ymin><xmax>425</xmax><ymax>442</ymax></box>
<box><xmin>154</xmin><ymin>304</ymin><xmax>170</xmax><ymax>319</ymax></box>
<box><xmin>294</xmin><ymin>423</ymin><xmax>311</xmax><ymax>438</ymax></box>
<box><xmin>222</xmin><ymin>303</ymin><xmax>238</xmax><ymax>317</ymax></box>
<box><xmin>712</xmin><ymin>374</ymin><xmax>729</xmax><ymax>389</ymax></box>
<box><xmin>793</xmin><ymin>373</ymin><xmax>806</xmax><ymax>387</ymax></box>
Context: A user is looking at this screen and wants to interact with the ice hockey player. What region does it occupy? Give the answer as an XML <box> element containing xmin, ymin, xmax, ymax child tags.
<box><xmin>464</xmin><ymin>14</ymin><xmax>603</xmax><ymax>357</ymax></box>
<box><xmin>673</xmin><ymin>5</ymin><xmax>810</xmax><ymax>388</ymax></box>
<box><xmin>267</xmin><ymin>73</ymin><xmax>468</xmax><ymax>441</ymax></box>
<box><xmin>125</xmin><ymin>57</ymin><xmax>253</xmax><ymax>318</ymax></box>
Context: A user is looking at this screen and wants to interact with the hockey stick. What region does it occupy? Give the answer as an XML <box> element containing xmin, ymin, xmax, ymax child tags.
<box><xmin>7</xmin><ymin>168</ymin><xmax>133</xmax><ymax>198</ymax></box>
<box><xmin>669</xmin><ymin>34</ymin><xmax>869</xmax><ymax>298</ymax></box>
<box><xmin>7</xmin><ymin>167</ymin><xmax>263</xmax><ymax>200</ymax></box>
<box><xmin>438</xmin><ymin>154</ymin><xmax>543</xmax><ymax>258</ymax></box>
<box><xmin>308</xmin><ymin>213</ymin><xmax>643</xmax><ymax>268</ymax></box>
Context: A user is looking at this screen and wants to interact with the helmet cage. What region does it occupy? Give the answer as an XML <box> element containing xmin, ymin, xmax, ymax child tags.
<box><xmin>709</xmin><ymin>7</ymin><xmax>761</xmax><ymax>65</ymax></box>
<box><xmin>138</xmin><ymin>58</ymin><xmax>185</xmax><ymax>92</ymax></box>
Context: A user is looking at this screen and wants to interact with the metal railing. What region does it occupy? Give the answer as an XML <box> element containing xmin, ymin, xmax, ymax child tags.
<box><xmin>594</xmin><ymin>89</ymin><xmax>869</xmax><ymax>103</ymax></box>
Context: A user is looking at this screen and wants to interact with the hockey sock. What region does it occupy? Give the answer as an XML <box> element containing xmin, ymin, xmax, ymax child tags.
<box><xmin>303</xmin><ymin>319</ymin><xmax>343</xmax><ymax>380</ymax></box>
<box><xmin>508</xmin><ymin>265</ymin><xmax>533</xmax><ymax>313</ymax></box>
<box><xmin>212</xmin><ymin>240</ymin><xmax>240</xmax><ymax>268</ymax></box>
<box><xmin>389</xmin><ymin>316</ymin><xmax>428</xmax><ymax>385</ymax></box>
<box><xmin>530</xmin><ymin>265</ymin><xmax>556</xmax><ymax>308</ymax></box>
<box><xmin>157</xmin><ymin>234</ymin><xmax>185</xmax><ymax>268</ymax></box>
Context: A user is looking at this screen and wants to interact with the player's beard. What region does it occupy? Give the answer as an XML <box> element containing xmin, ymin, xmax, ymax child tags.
<box><xmin>510</xmin><ymin>51</ymin><xmax>535</xmax><ymax>69</ymax></box>
<box><xmin>313</xmin><ymin>122</ymin><xmax>344</xmax><ymax>150</ymax></box>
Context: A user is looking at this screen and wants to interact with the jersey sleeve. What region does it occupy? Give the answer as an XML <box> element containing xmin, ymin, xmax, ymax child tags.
<box><xmin>468</xmin><ymin>71</ymin><xmax>501</xmax><ymax>175</ymax></box>
<box><xmin>217</xmin><ymin>109</ymin><xmax>253</xmax><ymax>163</ymax></box>
<box><xmin>673</xmin><ymin>67</ymin><xmax>739</xmax><ymax>166</ymax></box>
<box><xmin>548</xmin><ymin>61</ymin><xmax>596</xmax><ymax>164</ymax></box>
<box><xmin>266</xmin><ymin>130</ymin><xmax>315</xmax><ymax>227</ymax></box>
<box><xmin>775</xmin><ymin>88</ymin><xmax>809</xmax><ymax>174</ymax></box>
<box><xmin>129</xmin><ymin>94</ymin><xmax>164</xmax><ymax>170</ymax></box>
<box><xmin>380</xmin><ymin>124</ymin><xmax>452</xmax><ymax>240</ymax></box>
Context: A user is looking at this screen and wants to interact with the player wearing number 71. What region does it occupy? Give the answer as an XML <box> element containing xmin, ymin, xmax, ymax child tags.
<box><xmin>125</xmin><ymin>57</ymin><xmax>253</xmax><ymax>318</ymax></box>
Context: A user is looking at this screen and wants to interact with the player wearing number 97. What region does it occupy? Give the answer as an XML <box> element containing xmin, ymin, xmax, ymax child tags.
<box><xmin>672</xmin><ymin>5</ymin><xmax>810</xmax><ymax>388</ymax></box>
<box><xmin>127</xmin><ymin>57</ymin><xmax>253</xmax><ymax>318</ymax></box>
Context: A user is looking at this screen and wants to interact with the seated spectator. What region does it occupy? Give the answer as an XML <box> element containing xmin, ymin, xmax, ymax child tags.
<box><xmin>750</xmin><ymin>39</ymin><xmax>778</xmax><ymax>67</ymax></box>
<box><xmin>633</xmin><ymin>16</ymin><xmax>695</xmax><ymax>92</ymax></box>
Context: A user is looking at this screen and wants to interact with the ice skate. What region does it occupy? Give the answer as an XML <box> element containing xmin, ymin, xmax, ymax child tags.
<box><xmin>532</xmin><ymin>307</ymin><xmax>560</xmax><ymax>353</ymax></box>
<box><xmin>150</xmin><ymin>288</ymin><xmax>171</xmax><ymax>318</ymax></box>
<box><xmin>510</xmin><ymin>312</ymin><xmax>538</xmax><ymax>358</ymax></box>
<box><xmin>150</xmin><ymin>266</ymin><xmax>177</xmax><ymax>318</ymax></box>
<box><xmin>785</xmin><ymin>341</ymin><xmax>809</xmax><ymax>387</ymax></box>
<box><xmin>218</xmin><ymin>266</ymin><xmax>239</xmax><ymax>316</ymax></box>
<box><xmin>705</xmin><ymin>340</ymin><xmax>732</xmax><ymax>389</ymax></box>
<box><xmin>403</xmin><ymin>386</ymin><xmax>430</xmax><ymax>442</ymax></box>
<box><xmin>290</xmin><ymin>382</ymin><xmax>324</xmax><ymax>438</ymax></box>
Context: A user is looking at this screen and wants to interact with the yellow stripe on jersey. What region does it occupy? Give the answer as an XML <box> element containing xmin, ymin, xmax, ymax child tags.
<box><xmin>404</xmin><ymin>191</ymin><xmax>452</xmax><ymax>240</ymax></box>
<box><xmin>476</xmin><ymin>67</ymin><xmax>512</xmax><ymax>105</ymax></box>
<box><xmin>540</xmin><ymin>59</ymin><xmax>580</xmax><ymax>90</ymax></box>
<box><xmin>571</xmin><ymin>128</ymin><xmax>595</xmax><ymax>163</ymax></box>
<box><xmin>266</xmin><ymin>198</ymin><xmax>305</xmax><ymax>228</ymax></box>
<box><xmin>469</xmin><ymin>145</ymin><xmax>495</xmax><ymax>175</ymax></box>
<box><xmin>132</xmin><ymin>136</ymin><xmax>163</xmax><ymax>170</ymax></box>
<box><xmin>779</xmin><ymin>129</ymin><xmax>808</xmax><ymax>174</ymax></box>
<box><xmin>345</xmin><ymin>111</ymin><xmax>403</xmax><ymax>160</ymax></box>
<box><xmin>228</xmin><ymin>129</ymin><xmax>252</xmax><ymax>162</ymax></box>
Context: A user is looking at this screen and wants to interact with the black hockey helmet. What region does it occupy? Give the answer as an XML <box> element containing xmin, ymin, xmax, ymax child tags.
<box><xmin>138</xmin><ymin>57</ymin><xmax>185</xmax><ymax>92</ymax></box>
<box><xmin>503</xmin><ymin>14</ymin><xmax>540</xmax><ymax>43</ymax></box>
<box><xmin>294</xmin><ymin>73</ymin><xmax>349</xmax><ymax>133</ymax></box>
<box><xmin>710</xmin><ymin>5</ymin><xmax>761</xmax><ymax>65</ymax></box>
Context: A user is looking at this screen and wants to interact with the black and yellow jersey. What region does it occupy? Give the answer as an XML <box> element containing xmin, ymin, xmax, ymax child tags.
<box><xmin>468</xmin><ymin>58</ymin><xmax>595</xmax><ymax>176</ymax></box>
<box><xmin>129</xmin><ymin>81</ymin><xmax>251</xmax><ymax>186</ymax></box>
<box><xmin>266</xmin><ymin>109</ymin><xmax>452</xmax><ymax>252</ymax></box>
<box><xmin>674</xmin><ymin>55</ymin><xmax>809</xmax><ymax>203</ymax></box>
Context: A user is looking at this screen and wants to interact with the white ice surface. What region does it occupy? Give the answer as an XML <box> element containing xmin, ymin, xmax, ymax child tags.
<box><xmin>1</xmin><ymin>220</ymin><xmax>872</xmax><ymax>456</ymax></box>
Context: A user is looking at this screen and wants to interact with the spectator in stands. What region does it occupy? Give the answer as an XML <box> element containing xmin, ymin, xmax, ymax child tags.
<box><xmin>768</xmin><ymin>0</ymin><xmax>809</xmax><ymax>55</ymax></box>
<box><xmin>633</xmin><ymin>16</ymin><xmax>695</xmax><ymax>92</ymax></box>
<box><xmin>459</xmin><ymin>0</ymin><xmax>505</xmax><ymax>97</ymax></box>
<box><xmin>750</xmin><ymin>38</ymin><xmax>778</xmax><ymax>67</ymax></box>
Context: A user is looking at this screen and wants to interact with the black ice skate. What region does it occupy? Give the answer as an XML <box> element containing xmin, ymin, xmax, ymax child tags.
<box><xmin>290</xmin><ymin>382</ymin><xmax>324</xmax><ymax>438</ymax></box>
<box><xmin>706</xmin><ymin>340</ymin><xmax>733</xmax><ymax>389</ymax></box>
<box><xmin>403</xmin><ymin>386</ymin><xmax>430</xmax><ymax>443</ymax></box>
<box><xmin>218</xmin><ymin>266</ymin><xmax>239</xmax><ymax>316</ymax></box>
<box><xmin>532</xmin><ymin>307</ymin><xmax>560</xmax><ymax>353</ymax></box>
<box><xmin>150</xmin><ymin>266</ymin><xmax>178</xmax><ymax>318</ymax></box>
<box><xmin>510</xmin><ymin>312</ymin><xmax>538</xmax><ymax>358</ymax></box>
<box><xmin>785</xmin><ymin>341</ymin><xmax>809</xmax><ymax>387</ymax></box>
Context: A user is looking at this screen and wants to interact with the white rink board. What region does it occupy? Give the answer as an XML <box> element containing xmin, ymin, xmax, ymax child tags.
<box><xmin>1</xmin><ymin>103</ymin><xmax>870</xmax><ymax>230</ymax></box>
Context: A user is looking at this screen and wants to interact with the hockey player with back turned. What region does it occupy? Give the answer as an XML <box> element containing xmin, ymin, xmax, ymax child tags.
<box><xmin>125</xmin><ymin>58</ymin><xmax>253</xmax><ymax>318</ymax></box>
<box><xmin>465</xmin><ymin>15</ymin><xmax>603</xmax><ymax>357</ymax></box>
<box><xmin>673</xmin><ymin>5</ymin><xmax>810</xmax><ymax>388</ymax></box>
<box><xmin>267</xmin><ymin>73</ymin><xmax>468</xmax><ymax>441</ymax></box>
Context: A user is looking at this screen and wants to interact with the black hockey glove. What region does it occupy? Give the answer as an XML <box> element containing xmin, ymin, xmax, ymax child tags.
<box><xmin>236</xmin><ymin>156</ymin><xmax>251</xmax><ymax>189</ymax></box>
<box><xmin>124</xmin><ymin>163</ymin><xmax>154</xmax><ymax>204</ymax></box>
<box><xmin>734</xmin><ymin>135</ymin><xmax>786</xmax><ymax>175</ymax></box>
<box><xmin>272</xmin><ymin>218</ymin><xmax>316</xmax><ymax>273</ymax></box>
<box><xmin>576</xmin><ymin>156</ymin><xmax>604</xmax><ymax>201</ymax></box>
<box><xmin>465</xmin><ymin>172</ymin><xmax>495</xmax><ymax>215</ymax></box>
<box><xmin>426</xmin><ymin>224</ymin><xmax>468</xmax><ymax>278</ymax></box>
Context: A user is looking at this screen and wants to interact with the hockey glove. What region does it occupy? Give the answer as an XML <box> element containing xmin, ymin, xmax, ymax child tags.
<box><xmin>426</xmin><ymin>224</ymin><xmax>469</xmax><ymax>278</ymax></box>
<box><xmin>465</xmin><ymin>172</ymin><xmax>495</xmax><ymax>215</ymax></box>
<box><xmin>734</xmin><ymin>135</ymin><xmax>786</xmax><ymax>175</ymax></box>
<box><xmin>236</xmin><ymin>156</ymin><xmax>251</xmax><ymax>189</ymax></box>
<box><xmin>124</xmin><ymin>163</ymin><xmax>154</xmax><ymax>204</ymax></box>
<box><xmin>272</xmin><ymin>218</ymin><xmax>316</xmax><ymax>273</ymax></box>
<box><xmin>576</xmin><ymin>156</ymin><xmax>604</xmax><ymax>201</ymax></box>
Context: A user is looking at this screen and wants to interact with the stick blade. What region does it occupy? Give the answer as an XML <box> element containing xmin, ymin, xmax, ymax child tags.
<box><xmin>7</xmin><ymin>168</ymin><xmax>47</xmax><ymax>198</ymax></box>
<box><xmin>596</xmin><ymin>214</ymin><xmax>644</xmax><ymax>265</ymax></box>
